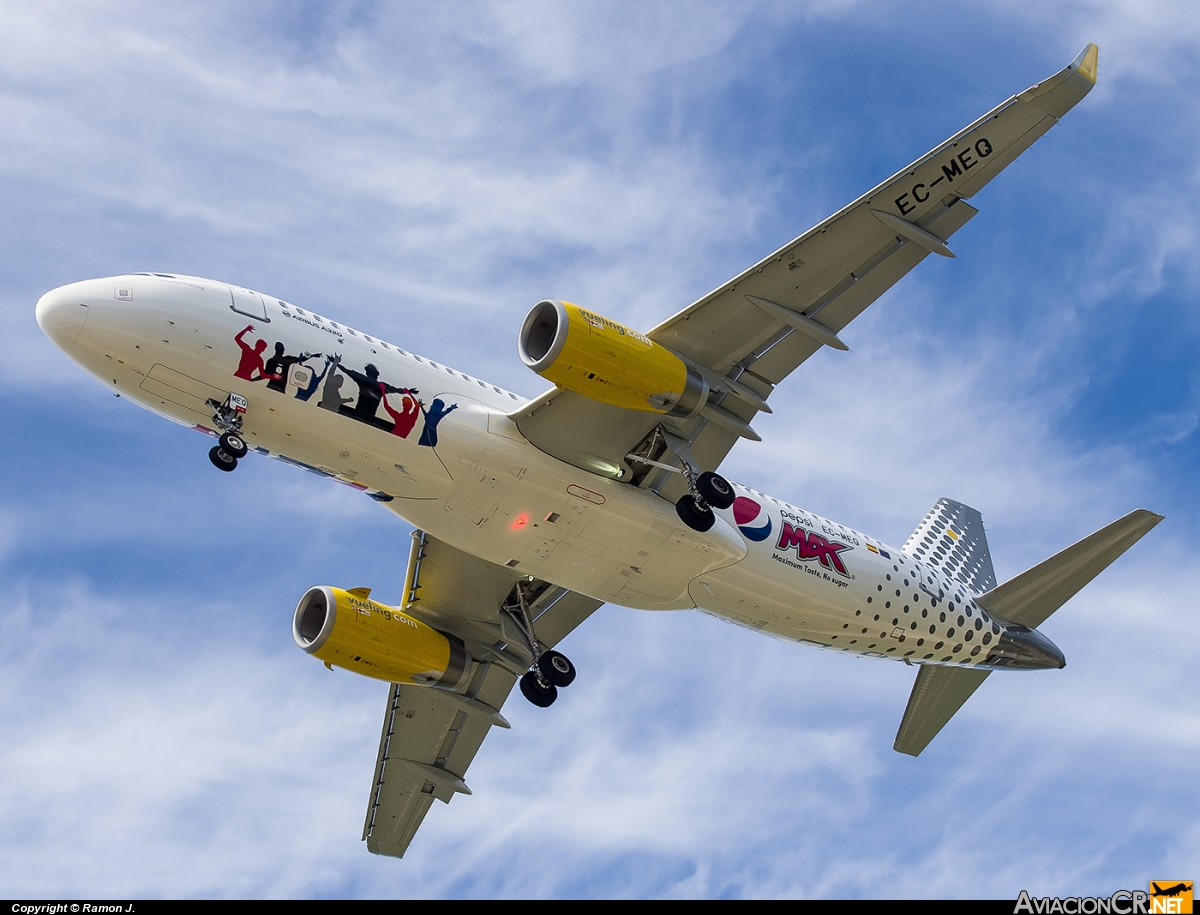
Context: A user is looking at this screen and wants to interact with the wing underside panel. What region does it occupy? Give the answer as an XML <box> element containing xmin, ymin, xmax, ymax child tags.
<box><xmin>364</xmin><ymin>663</ymin><xmax>517</xmax><ymax>857</ymax></box>
<box><xmin>361</xmin><ymin>527</ymin><xmax>603</xmax><ymax>859</ymax></box>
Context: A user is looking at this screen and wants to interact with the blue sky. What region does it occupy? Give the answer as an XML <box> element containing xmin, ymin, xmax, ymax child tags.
<box><xmin>1</xmin><ymin>0</ymin><xmax>1197</xmax><ymax>899</ymax></box>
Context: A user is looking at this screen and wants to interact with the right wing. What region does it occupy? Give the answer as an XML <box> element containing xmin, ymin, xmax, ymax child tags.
<box><xmin>362</xmin><ymin>528</ymin><xmax>602</xmax><ymax>858</ymax></box>
<box><xmin>515</xmin><ymin>44</ymin><xmax>1100</xmax><ymax>500</ymax></box>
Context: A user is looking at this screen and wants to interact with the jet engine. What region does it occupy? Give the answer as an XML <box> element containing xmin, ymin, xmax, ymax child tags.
<box><xmin>293</xmin><ymin>586</ymin><xmax>472</xmax><ymax>690</ymax></box>
<box><xmin>518</xmin><ymin>299</ymin><xmax>708</xmax><ymax>417</ymax></box>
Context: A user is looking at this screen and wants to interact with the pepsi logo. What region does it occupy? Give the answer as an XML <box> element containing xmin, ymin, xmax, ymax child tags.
<box><xmin>732</xmin><ymin>496</ymin><xmax>773</xmax><ymax>542</ymax></box>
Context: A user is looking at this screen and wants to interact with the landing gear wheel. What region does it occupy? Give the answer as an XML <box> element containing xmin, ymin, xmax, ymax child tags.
<box><xmin>208</xmin><ymin>445</ymin><xmax>238</xmax><ymax>472</ymax></box>
<box><xmin>519</xmin><ymin>670</ymin><xmax>558</xmax><ymax>707</ymax></box>
<box><xmin>696</xmin><ymin>471</ymin><xmax>735</xmax><ymax>510</ymax></box>
<box><xmin>675</xmin><ymin>494</ymin><xmax>715</xmax><ymax>532</ymax></box>
<box><xmin>538</xmin><ymin>649</ymin><xmax>576</xmax><ymax>687</ymax></box>
<box><xmin>219</xmin><ymin>432</ymin><xmax>248</xmax><ymax>459</ymax></box>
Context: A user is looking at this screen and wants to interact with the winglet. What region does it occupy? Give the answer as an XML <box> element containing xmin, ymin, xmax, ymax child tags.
<box><xmin>1074</xmin><ymin>43</ymin><xmax>1099</xmax><ymax>84</ymax></box>
<box><xmin>1019</xmin><ymin>43</ymin><xmax>1100</xmax><ymax>118</ymax></box>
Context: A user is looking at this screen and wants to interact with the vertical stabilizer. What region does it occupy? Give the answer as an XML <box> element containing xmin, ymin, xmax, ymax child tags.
<box><xmin>903</xmin><ymin>498</ymin><xmax>997</xmax><ymax>594</ymax></box>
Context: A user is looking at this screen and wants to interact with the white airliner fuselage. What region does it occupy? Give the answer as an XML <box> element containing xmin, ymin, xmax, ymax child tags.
<box><xmin>36</xmin><ymin>272</ymin><xmax>1063</xmax><ymax>671</ymax></box>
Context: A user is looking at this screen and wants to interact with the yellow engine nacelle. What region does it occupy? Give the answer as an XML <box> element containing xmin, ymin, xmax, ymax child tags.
<box><xmin>293</xmin><ymin>586</ymin><xmax>471</xmax><ymax>690</ymax></box>
<box><xmin>518</xmin><ymin>299</ymin><xmax>708</xmax><ymax>416</ymax></box>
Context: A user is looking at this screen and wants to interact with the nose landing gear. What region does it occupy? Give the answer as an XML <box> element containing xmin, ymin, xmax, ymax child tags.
<box><xmin>205</xmin><ymin>393</ymin><xmax>249</xmax><ymax>472</ymax></box>
<box><xmin>208</xmin><ymin>432</ymin><xmax>248</xmax><ymax>472</ymax></box>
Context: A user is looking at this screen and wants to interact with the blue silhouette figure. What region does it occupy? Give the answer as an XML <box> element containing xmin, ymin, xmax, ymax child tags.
<box><xmin>417</xmin><ymin>399</ymin><xmax>458</xmax><ymax>448</ymax></box>
<box><xmin>295</xmin><ymin>354</ymin><xmax>334</xmax><ymax>402</ymax></box>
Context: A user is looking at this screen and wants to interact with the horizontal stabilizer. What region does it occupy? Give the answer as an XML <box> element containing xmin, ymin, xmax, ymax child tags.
<box><xmin>894</xmin><ymin>665</ymin><xmax>991</xmax><ymax>756</ymax></box>
<box><xmin>976</xmin><ymin>509</ymin><xmax>1163</xmax><ymax>629</ymax></box>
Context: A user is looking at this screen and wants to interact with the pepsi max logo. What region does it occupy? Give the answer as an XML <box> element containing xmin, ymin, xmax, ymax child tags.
<box><xmin>732</xmin><ymin>496</ymin><xmax>773</xmax><ymax>542</ymax></box>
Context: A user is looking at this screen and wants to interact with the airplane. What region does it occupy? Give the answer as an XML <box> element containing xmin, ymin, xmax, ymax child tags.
<box><xmin>35</xmin><ymin>43</ymin><xmax>1162</xmax><ymax>859</ymax></box>
<box><xmin>1151</xmin><ymin>884</ymin><xmax>1192</xmax><ymax>898</ymax></box>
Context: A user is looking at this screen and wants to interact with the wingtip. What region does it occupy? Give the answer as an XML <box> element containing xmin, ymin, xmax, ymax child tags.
<box><xmin>1074</xmin><ymin>42</ymin><xmax>1099</xmax><ymax>84</ymax></box>
<box><xmin>1134</xmin><ymin>508</ymin><xmax>1166</xmax><ymax>525</ymax></box>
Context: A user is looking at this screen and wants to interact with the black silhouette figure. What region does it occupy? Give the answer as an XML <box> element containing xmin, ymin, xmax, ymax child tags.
<box><xmin>262</xmin><ymin>342</ymin><xmax>320</xmax><ymax>394</ymax></box>
<box><xmin>337</xmin><ymin>363</ymin><xmax>413</xmax><ymax>428</ymax></box>
<box><xmin>319</xmin><ymin>356</ymin><xmax>352</xmax><ymax>412</ymax></box>
<box><xmin>418</xmin><ymin>398</ymin><xmax>458</xmax><ymax>448</ymax></box>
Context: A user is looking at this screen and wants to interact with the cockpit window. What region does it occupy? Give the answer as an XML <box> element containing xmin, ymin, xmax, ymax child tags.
<box><xmin>228</xmin><ymin>285</ymin><xmax>269</xmax><ymax>322</ymax></box>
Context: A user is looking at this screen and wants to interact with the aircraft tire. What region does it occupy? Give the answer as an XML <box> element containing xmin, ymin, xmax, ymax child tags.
<box><xmin>696</xmin><ymin>472</ymin><xmax>735</xmax><ymax>510</ymax></box>
<box><xmin>208</xmin><ymin>446</ymin><xmax>238</xmax><ymax>472</ymax></box>
<box><xmin>520</xmin><ymin>671</ymin><xmax>558</xmax><ymax>707</ymax></box>
<box><xmin>219</xmin><ymin>432</ymin><xmax>249</xmax><ymax>459</ymax></box>
<box><xmin>675</xmin><ymin>495</ymin><xmax>715</xmax><ymax>532</ymax></box>
<box><xmin>538</xmin><ymin>650</ymin><xmax>576</xmax><ymax>687</ymax></box>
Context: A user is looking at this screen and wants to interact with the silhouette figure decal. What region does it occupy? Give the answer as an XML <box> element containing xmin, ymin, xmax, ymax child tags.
<box><xmin>294</xmin><ymin>354</ymin><xmax>335</xmax><ymax>402</ymax></box>
<box><xmin>381</xmin><ymin>385</ymin><xmax>422</xmax><ymax>438</ymax></box>
<box><xmin>233</xmin><ymin>327</ymin><xmax>457</xmax><ymax>448</ymax></box>
<box><xmin>233</xmin><ymin>325</ymin><xmax>269</xmax><ymax>381</ymax></box>
<box><xmin>418</xmin><ymin>398</ymin><xmax>458</xmax><ymax>448</ymax></box>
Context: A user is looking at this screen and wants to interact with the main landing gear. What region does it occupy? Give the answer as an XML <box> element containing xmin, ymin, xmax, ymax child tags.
<box><xmin>205</xmin><ymin>393</ymin><xmax>249</xmax><ymax>472</ymax></box>
<box><xmin>624</xmin><ymin>425</ymin><xmax>735</xmax><ymax>533</ymax></box>
<box><xmin>675</xmin><ymin>470</ymin><xmax>736</xmax><ymax>533</ymax></box>
<box><xmin>505</xmin><ymin>581</ymin><xmax>577</xmax><ymax>708</ymax></box>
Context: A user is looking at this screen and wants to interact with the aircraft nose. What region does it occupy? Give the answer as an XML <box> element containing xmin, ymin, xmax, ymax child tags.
<box><xmin>35</xmin><ymin>285</ymin><xmax>90</xmax><ymax>352</ymax></box>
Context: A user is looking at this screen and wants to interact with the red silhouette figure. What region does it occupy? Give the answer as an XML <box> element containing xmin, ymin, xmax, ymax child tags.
<box><xmin>234</xmin><ymin>325</ymin><xmax>268</xmax><ymax>381</ymax></box>
<box><xmin>380</xmin><ymin>385</ymin><xmax>422</xmax><ymax>438</ymax></box>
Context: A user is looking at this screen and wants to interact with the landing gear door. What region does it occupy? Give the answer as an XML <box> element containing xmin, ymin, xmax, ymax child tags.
<box><xmin>228</xmin><ymin>285</ymin><xmax>268</xmax><ymax>321</ymax></box>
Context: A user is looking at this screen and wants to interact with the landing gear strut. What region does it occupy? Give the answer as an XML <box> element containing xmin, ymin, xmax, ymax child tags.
<box><xmin>504</xmin><ymin>581</ymin><xmax>576</xmax><ymax>708</ymax></box>
<box><xmin>626</xmin><ymin>430</ymin><xmax>735</xmax><ymax>534</ymax></box>
<box><xmin>204</xmin><ymin>393</ymin><xmax>249</xmax><ymax>472</ymax></box>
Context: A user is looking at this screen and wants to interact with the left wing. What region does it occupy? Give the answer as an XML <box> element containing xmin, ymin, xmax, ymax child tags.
<box><xmin>515</xmin><ymin>45</ymin><xmax>1099</xmax><ymax>499</ymax></box>
<box><xmin>362</xmin><ymin>527</ymin><xmax>602</xmax><ymax>858</ymax></box>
